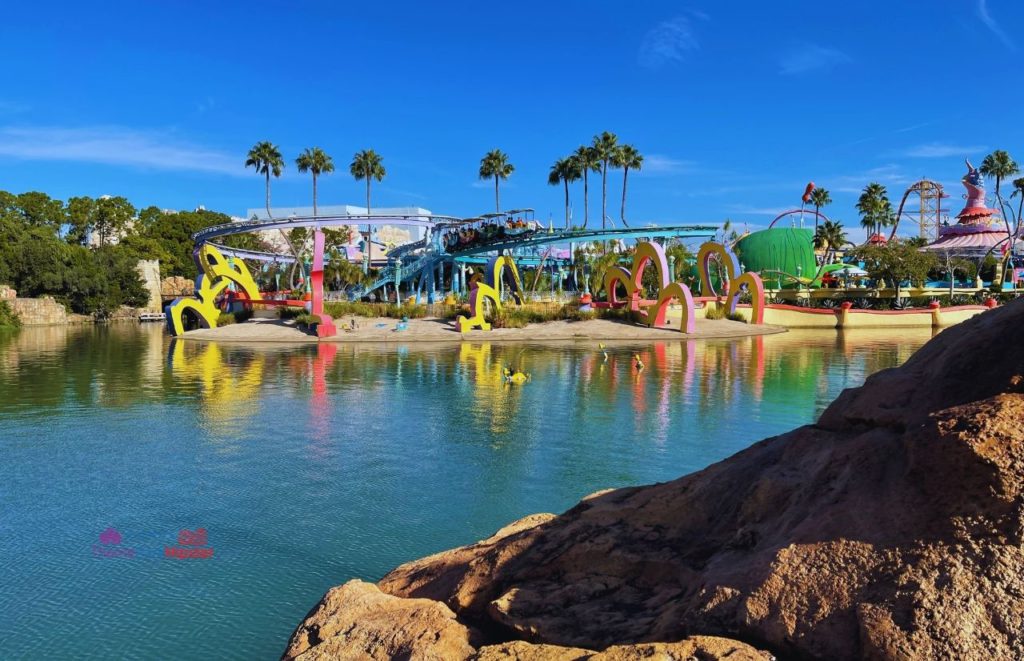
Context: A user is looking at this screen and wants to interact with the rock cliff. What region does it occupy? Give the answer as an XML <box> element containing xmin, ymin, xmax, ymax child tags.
<box><xmin>285</xmin><ymin>299</ymin><xmax>1024</xmax><ymax>660</ymax></box>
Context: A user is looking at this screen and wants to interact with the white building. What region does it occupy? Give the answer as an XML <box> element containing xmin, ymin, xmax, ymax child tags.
<box><xmin>241</xmin><ymin>205</ymin><xmax>434</xmax><ymax>261</ymax></box>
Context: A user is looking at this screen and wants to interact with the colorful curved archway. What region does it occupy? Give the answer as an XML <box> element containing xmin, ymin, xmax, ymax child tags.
<box><xmin>649</xmin><ymin>281</ymin><xmax>696</xmax><ymax>333</ymax></box>
<box><xmin>603</xmin><ymin>241</ymin><xmax>671</xmax><ymax>311</ymax></box>
<box><xmin>166</xmin><ymin>244</ymin><xmax>261</xmax><ymax>336</ymax></box>
<box><xmin>457</xmin><ymin>255</ymin><xmax>525</xmax><ymax>332</ymax></box>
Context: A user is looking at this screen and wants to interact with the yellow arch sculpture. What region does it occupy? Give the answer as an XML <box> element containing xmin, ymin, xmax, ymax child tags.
<box><xmin>457</xmin><ymin>255</ymin><xmax>524</xmax><ymax>332</ymax></box>
<box><xmin>167</xmin><ymin>244</ymin><xmax>261</xmax><ymax>336</ymax></box>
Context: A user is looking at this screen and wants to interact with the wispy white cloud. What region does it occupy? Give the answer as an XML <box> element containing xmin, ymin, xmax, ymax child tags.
<box><xmin>779</xmin><ymin>44</ymin><xmax>851</xmax><ymax>75</ymax></box>
<box><xmin>0</xmin><ymin>125</ymin><xmax>242</xmax><ymax>176</ymax></box>
<box><xmin>900</xmin><ymin>142</ymin><xmax>987</xmax><ymax>158</ymax></box>
<box><xmin>977</xmin><ymin>0</ymin><xmax>1015</xmax><ymax>51</ymax></box>
<box><xmin>643</xmin><ymin>154</ymin><xmax>698</xmax><ymax>175</ymax></box>
<box><xmin>638</xmin><ymin>14</ymin><xmax>704</xmax><ymax>69</ymax></box>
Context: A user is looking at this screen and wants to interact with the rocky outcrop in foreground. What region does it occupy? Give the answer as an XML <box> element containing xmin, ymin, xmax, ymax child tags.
<box><xmin>285</xmin><ymin>300</ymin><xmax>1024</xmax><ymax>660</ymax></box>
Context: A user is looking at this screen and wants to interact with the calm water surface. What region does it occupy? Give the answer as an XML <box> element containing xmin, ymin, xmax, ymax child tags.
<box><xmin>0</xmin><ymin>324</ymin><xmax>934</xmax><ymax>659</ymax></box>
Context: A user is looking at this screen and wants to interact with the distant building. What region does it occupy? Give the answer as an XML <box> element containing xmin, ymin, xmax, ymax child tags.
<box><xmin>242</xmin><ymin>205</ymin><xmax>434</xmax><ymax>261</ymax></box>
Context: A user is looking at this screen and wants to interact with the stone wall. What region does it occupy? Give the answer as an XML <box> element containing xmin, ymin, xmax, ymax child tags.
<box><xmin>10</xmin><ymin>296</ymin><xmax>68</xmax><ymax>326</ymax></box>
<box><xmin>135</xmin><ymin>260</ymin><xmax>163</xmax><ymax>311</ymax></box>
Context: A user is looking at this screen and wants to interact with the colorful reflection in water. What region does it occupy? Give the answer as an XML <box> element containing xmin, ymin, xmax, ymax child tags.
<box><xmin>0</xmin><ymin>323</ymin><xmax>935</xmax><ymax>659</ymax></box>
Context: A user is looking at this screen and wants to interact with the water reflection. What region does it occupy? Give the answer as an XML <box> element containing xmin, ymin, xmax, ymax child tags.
<box><xmin>0</xmin><ymin>325</ymin><xmax>938</xmax><ymax>433</ymax></box>
<box><xmin>0</xmin><ymin>323</ymin><xmax>939</xmax><ymax>660</ymax></box>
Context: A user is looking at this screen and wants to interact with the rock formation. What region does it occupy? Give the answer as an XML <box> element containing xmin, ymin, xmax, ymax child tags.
<box><xmin>285</xmin><ymin>299</ymin><xmax>1024</xmax><ymax>660</ymax></box>
<box><xmin>161</xmin><ymin>276</ymin><xmax>194</xmax><ymax>298</ymax></box>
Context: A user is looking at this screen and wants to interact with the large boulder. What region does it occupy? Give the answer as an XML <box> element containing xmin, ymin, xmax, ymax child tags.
<box><xmin>286</xmin><ymin>300</ymin><xmax>1024</xmax><ymax>659</ymax></box>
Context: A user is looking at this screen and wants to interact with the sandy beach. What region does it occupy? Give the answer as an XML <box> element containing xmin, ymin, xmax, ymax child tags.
<box><xmin>179</xmin><ymin>316</ymin><xmax>787</xmax><ymax>344</ymax></box>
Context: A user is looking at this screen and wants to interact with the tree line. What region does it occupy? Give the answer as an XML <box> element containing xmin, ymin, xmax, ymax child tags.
<box><xmin>0</xmin><ymin>191</ymin><xmax>268</xmax><ymax>316</ymax></box>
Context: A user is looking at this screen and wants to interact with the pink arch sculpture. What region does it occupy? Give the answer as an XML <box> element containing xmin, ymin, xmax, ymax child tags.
<box><xmin>650</xmin><ymin>281</ymin><xmax>696</xmax><ymax>333</ymax></box>
<box><xmin>604</xmin><ymin>241</ymin><xmax>671</xmax><ymax>313</ymax></box>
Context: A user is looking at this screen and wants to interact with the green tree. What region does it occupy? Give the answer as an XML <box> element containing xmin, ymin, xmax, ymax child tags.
<box><xmin>1010</xmin><ymin>176</ymin><xmax>1024</xmax><ymax>233</ymax></box>
<box><xmin>17</xmin><ymin>192</ymin><xmax>64</xmax><ymax>235</ymax></box>
<box><xmin>854</xmin><ymin>240</ymin><xmax>937</xmax><ymax>297</ymax></box>
<box><xmin>813</xmin><ymin>219</ymin><xmax>848</xmax><ymax>263</ymax></box>
<box><xmin>245</xmin><ymin>141</ymin><xmax>285</xmax><ymax>219</ymax></box>
<box><xmin>612</xmin><ymin>144</ymin><xmax>643</xmax><ymax>228</ymax></box>
<box><xmin>808</xmin><ymin>187</ymin><xmax>831</xmax><ymax>231</ymax></box>
<box><xmin>980</xmin><ymin>150</ymin><xmax>1020</xmax><ymax>257</ymax></box>
<box><xmin>547</xmin><ymin>157</ymin><xmax>581</xmax><ymax>228</ymax></box>
<box><xmin>295</xmin><ymin>147</ymin><xmax>335</xmax><ymax>217</ymax></box>
<box><xmin>350</xmin><ymin>149</ymin><xmax>386</xmax><ymax>272</ymax></box>
<box><xmin>573</xmin><ymin>145</ymin><xmax>601</xmax><ymax>228</ymax></box>
<box><xmin>592</xmin><ymin>132</ymin><xmax>619</xmax><ymax>229</ymax></box>
<box><xmin>65</xmin><ymin>196</ymin><xmax>97</xmax><ymax>245</ymax></box>
<box><xmin>93</xmin><ymin>196</ymin><xmax>136</xmax><ymax>246</ymax></box>
<box><xmin>856</xmin><ymin>182</ymin><xmax>891</xmax><ymax>240</ymax></box>
<box><xmin>246</xmin><ymin>141</ymin><xmax>297</xmax><ymax>265</ymax></box>
<box><xmin>478</xmin><ymin>149</ymin><xmax>514</xmax><ymax>213</ymax></box>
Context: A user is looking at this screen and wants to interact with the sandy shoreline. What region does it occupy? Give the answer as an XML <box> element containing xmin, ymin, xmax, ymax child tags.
<box><xmin>179</xmin><ymin>316</ymin><xmax>787</xmax><ymax>344</ymax></box>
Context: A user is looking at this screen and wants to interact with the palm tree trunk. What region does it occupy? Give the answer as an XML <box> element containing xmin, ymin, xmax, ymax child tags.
<box><xmin>995</xmin><ymin>177</ymin><xmax>1014</xmax><ymax>285</ymax></box>
<box><xmin>601</xmin><ymin>161</ymin><xmax>607</xmax><ymax>230</ymax></box>
<box><xmin>494</xmin><ymin>175</ymin><xmax>500</xmax><ymax>213</ymax></box>
<box><xmin>313</xmin><ymin>174</ymin><xmax>318</xmax><ymax>217</ymax></box>
<box><xmin>620</xmin><ymin>167</ymin><xmax>630</xmax><ymax>228</ymax></box>
<box><xmin>814</xmin><ymin>203</ymin><xmax>820</xmax><ymax>231</ymax></box>
<box><xmin>583</xmin><ymin>172</ymin><xmax>589</xmax><ymax>229</ymax></box>
<box><xmin>364</xmin><ymin>179</ymin><xmax>372</xmax><ymax>274</ymax></box>
<box><xmin>265</xmin><ymin>171</ymin><xmax>272</xmax><ymax>219</ymax></box>
<box><xmin>563</xmin><ymin>179</ymin><xmax>570</xmax><ymax>229</ymax></box>
<box><xmin>1016</xmin><ymin>195</ymin><xmax>1023</xmax><ymax>233</ymax></box>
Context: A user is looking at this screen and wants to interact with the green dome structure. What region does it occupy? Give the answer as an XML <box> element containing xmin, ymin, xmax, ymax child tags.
<box><xmin>735</xmin><ymin>228</ymin><xmax>817</xmax><ymax>288</ymax></box>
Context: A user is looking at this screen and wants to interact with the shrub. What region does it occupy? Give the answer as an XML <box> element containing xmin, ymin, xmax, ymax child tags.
<box><xmin>704</xmin><ymin>303</ymin><xmax>726</xmax><ymax>320</ymax></box>
<box><xmin>217</xmin><ymin>309</ymin><xmax>253</xmax><ymax>325</ymax></box>
<box><xmin>293</xmin><ymin>313</ymin><xmax>321</xmax><ymax>329</ymax></box>
<box><xmin>0</xmin><ymin>300</ymin><xmax>20</xmax><ymax>328</ymax></box>
<box><xmin>323</xmin><ymin>301</ymin><xmax>430</xmax><ymax>319</ymax></box>
<box><xmin>726</xmin><ymin>311</ymin><xmax>747</xmax><ymax>323</ymax></box>
<box><xmin>278</xmin><ymin>306</ymin><xmax>304</xmax><ymax>320</ymax></box>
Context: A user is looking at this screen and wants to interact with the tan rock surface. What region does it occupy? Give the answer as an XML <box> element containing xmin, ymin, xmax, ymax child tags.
<box><xmin>282</xmin><ymin>580</ymin><xmax>477</xmax><ymax>660</ymax></box>
<box><xmin>285</xmin><ymin>300</ymin><xmax>1024</xmax><ymax>660</ymax></box>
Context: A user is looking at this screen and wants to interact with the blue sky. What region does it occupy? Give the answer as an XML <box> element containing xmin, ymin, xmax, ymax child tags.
<box><xmin>1</xmin><ymin>1</ymin><xmax>1021</xmax><ymax>233</ymax></box>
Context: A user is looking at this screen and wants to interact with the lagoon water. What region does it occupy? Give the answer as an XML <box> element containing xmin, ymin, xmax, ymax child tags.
<box><xmin>0</xmin><ymin>324</ymin><xmax>933</xmax><ymax>659</ymax></box>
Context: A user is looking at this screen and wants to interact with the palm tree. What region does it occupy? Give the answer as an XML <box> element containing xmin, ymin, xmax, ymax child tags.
<box><xmin>856</xmin><ymin>182</ymin><xmax>890</xmax><ymax>241</ymax></box>
<box><xmin>246</xmin><ymin>141</ymin><xmax>298</xmax><ymax>270</ymax></box>
<box><xmin>980</xmin><ymin>150</ymin><xmax>1019</xmax><ymax>200</ymax></box>
<box><xmin>592</xmin><ymin>132</ymin><xmax>619</xmax><ymax>229</ymax></box>
<box><xmin>295</xmin><ymin>147</ymin><xmax>335</xmax><ymax>217</ymax></box>
<box><xmin>478</xmin><ymin>149</ymin><xmax>514</xmax><ymax>213</ymax></box>
<box><xmin>809</xmin><ymin>187</ymin><xmax>832</xmax><ymax>231</ymax></box>
<box><xmin>813</xmin><ymin>219</ymin><xmax>848</xmax><ymax>263</ymax></box>
<box><xmin>612</xmin><ymin>144</ymin><xmax>643</xmax><ymax>228</ymax></box>
<box><xmin>350</xmin><ymin>149</ymin><xmax>386</xmax><ymax>273</ymax></box>
<box><xmin>245</xmin><ymin>141</ymin><xmax>285</xmax><ymax>219</ymax></box>
<box><xmin>980</xmin><ymin>150</ymin><xmax>1020</xmax><ymax>250</ymax></box>
<box><xmin>548</xmin><ymin>157</ymin><xmax>581</xmax><ymax>228</ymax></box>
<box><xmin>1011</xmin><ymin>176</ymin><xmax>1024</xmax><ymax>233</ymax></box>
<box><xmin>573</xmin><ymin>145</ymin><xmax>601</xmax><ymax>228</ymax></box>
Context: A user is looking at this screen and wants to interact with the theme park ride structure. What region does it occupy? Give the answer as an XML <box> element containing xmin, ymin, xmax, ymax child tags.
<box><xmin>167</xmin><ymin>209</ymin><xmax>721</xmax><ymax>338</ymax></box>
<box><xmin>167</xmin><ymin>213</ymin><xmax>459</xmax><ymax>338</ymax></box>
